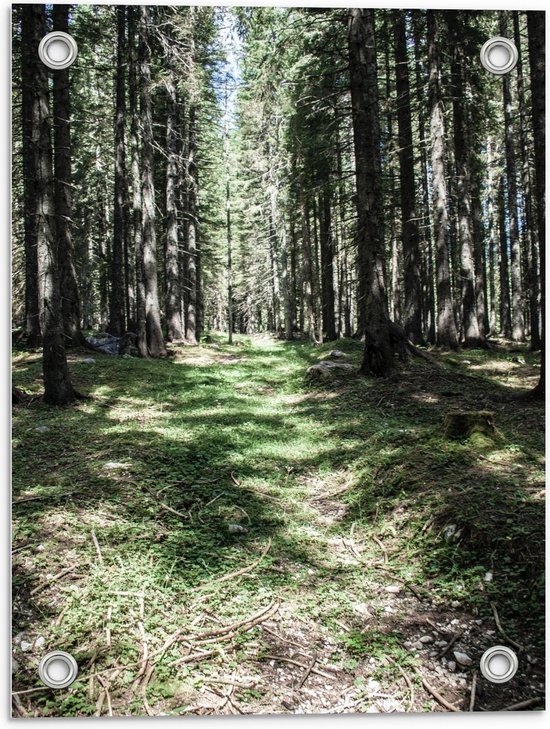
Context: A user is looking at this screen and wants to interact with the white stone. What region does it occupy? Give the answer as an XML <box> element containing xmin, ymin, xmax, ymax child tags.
<box><xmin>20</xmin><ymin>641</ymin><xmax>33</xmax><ymax>652</ymax></box>
<box><xmin>34</xmin><ymin>636</ymin><xmax>45</xmax><ymax>649</ymax></box>
<box><xmin>83</xmin><ymin>357</ymin><xmax>96</xmax><ymax>364</ymax></box>
<box><xmin>419</xmin><ymin>635</ymin><xmax>434</xmax><ymax>644</ymax></box>
<box><xmin>453</xmin><ymin>651</ymin><xmax>473</xmax><ymax>667</ymax></box>
<box><xmin>385</xmin><ymin>585</ymin><xmax>401</xmax><ymax>594</ymax></box>
<box><xmin>447</xmin><ymin>661</ymin><xmax>457</xmax><ymax>672</ymax></box>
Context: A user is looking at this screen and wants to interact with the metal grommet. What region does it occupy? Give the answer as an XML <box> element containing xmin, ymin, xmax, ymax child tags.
<box><xmin>38</xmin><ymin>651</ymin><xmax>79</xmax><ymax>689</ymax></box>
<box><xmin>480</xmin><ymin>37</ymin><xmax>518</xmax><ymax>75</ymax></box>
<box><xmin>479</xmin><ymin>645</ymin><xmax>518</xmax><ymax>684</ymax></box>
<box><xmin>38</xmin><ymin>31</ymin><xmax>78</xmax><ymax>70</ymax></box>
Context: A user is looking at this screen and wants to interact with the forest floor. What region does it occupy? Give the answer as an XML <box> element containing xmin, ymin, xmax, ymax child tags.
<box><xmin>12</xmin><ymin>335</ymin><xmax>545</xmax><ymax>716</ymax></box>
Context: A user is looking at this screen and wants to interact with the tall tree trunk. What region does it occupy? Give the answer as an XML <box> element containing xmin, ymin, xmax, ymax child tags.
<box><xmin>348</xmin><ymin>9</ymin><xmax>392</xmax><ymax>375</ymax></box>
<box><xmin>109</xmin><ymin>4</ymin><xmax>127</xmax><ymax>337</ymax></box>
<box><xmin>486</xmin><ymin>138</ymin><xmax>498</xmax><ymax>335</ymax></box>
<box><xmin>185</xmin><ymin>104</ymin><xmax>199</xmax><ymax>345</ymax></box>
<box><xmin>498</xmin><ymin>176</ymin><xmax>513</xmax><ymax>338</ymax></box>
<box><xmin>139</xmin><ymin>6</ymin><xmax>166</xmax><ymax>357</ymax></box>
<box><xmin>527</xmin><ymin>12</ymin><xmax>545</xmax><ymax>398</ymax></box>
<box><xmin>500</xmin><ymin>12</ymin><xmax>525</xmax><ymax>342</ymax></box>
<box><xmin>412</xmin><ymin>11</ymin><xmax>436</xmax><ymax>344</ymax></box>
<box><xmin>319</xmin><ymin>189</ymin><xmax>336</xmax><ymax>341</ymax></box>
<box><xmin>394</xmin><ymin>11</ymin><xmax>422</xmax><ymax>344</ymax></box>
<box><xmin>128</xmin><ymin>6</ymin><xmax>147</xmax><ymax>356</ymax></box>
<box><xmin>28</xmin><ymin>5</ymin><xmax>75</xmax><ymax>404</ymax></box>
<box><xmin>165</xmin><ymin>40</ymin><xmax>184</xmax><ymax>342</ymax></box>
<box><xmin>514</xmin><ymin>12</ymin><xmax>540</xmax><ymax>350</ymax></box>
<box><xmin>448</xmin><ymin>12</ymin><xmax>483</xmax><ymax>348</ymax></box>
<box><xmin>53</xmin><ymin>4</ymin><xmax>82</xmax><ymax>346</ymax></box>
<box><xmin>300</xmin><ymin>184</ymin><xmax>316</xmax><ymax>342</ymax></box>
<box><xmin>20</xmin><ymin>5</ymin><xmax>41</xmax><ymax>346</ymax></box>
<box><xmin>428</xmin><ymin>11</ymin><xmax>458</xmax><ymax>349</ymax></box>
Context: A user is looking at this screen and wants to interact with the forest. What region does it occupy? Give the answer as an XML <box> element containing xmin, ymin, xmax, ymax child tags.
<box><xmin>12</xmin><ymin>4</ymin><xmax>545</xmax><ymax>717</ymax></box>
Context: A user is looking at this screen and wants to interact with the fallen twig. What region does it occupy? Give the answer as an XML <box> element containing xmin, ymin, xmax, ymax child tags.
<box><xmin>208</xmin><ymin>539</ymin><xmax>271</xmax><ymax>586</ymax></box>
<box><xmin>469</xmin><ymin>670</ymin><xmax>478</xmax><ymax>712</ymax></box>
<box><xmin>30</xmin><ymin>565</ymin><xmax>78</xmax><ymax>596</ymax></box>
<box><xmin>386</xmin><ymin>655</ymin><xmax>414</xmax><ymax>712</ymax></box>
<box><xmin>105</xmin><ymin>605</ymin><xmax>112</xmax><ymax>648</ymax></box>
<box><xmin>169</xmin><ymin>649</ymin><xmax>217</xmax><ymax>667</ymax></box>
<box><xmin>501</xmin><ymin>697</ymin><xmax>542</xmax><ymax>711</ymax></box>
<box><xmin>297</xmin><ymin>652</ymin><xmax>317</xmax><ymax>689</ymax></box>
<box><xmin>91</xmin><ymin>529</ymin><xmax>104</xmax><ymax>565</ymax></box>
<box><xmin>263</xmin><ymin>654</ymin><xmax>333</xmax><ymax>680</ymax></box>
<box><xmin>142</xmin><ymin>664</ymin><xmax>155</xmax><ymax>716</ymax></box>
<box><xmin>490</xmin><ymin>602</ymin><xmax>524</xmax><ymax>652</ymax></box>
<box><xmin>415</xmin><ymin>669</ymin><xmax>460</xmax><ymax>712</ymax></box>
<box><xmin>372</xmin><ymin>534</ymin><xmax>388</xmax><ymax>564</ymax></box>
<box><xmin>436</xmin><ymin>632</ymin><xmax>461</xmax><ymax>660</ymax></box>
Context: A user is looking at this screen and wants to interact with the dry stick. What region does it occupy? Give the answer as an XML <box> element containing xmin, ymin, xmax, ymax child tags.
<box><xmin>469</xmin><ymin>670</ymin><xmax>478</xmax><ymax>712</ymax></box>
<box><xmin>159</xmin><ymin>502</ymin><xmax>188</xmax><ymax>520</ymax></box>
<box><xmin>502</xmin><ymin>697</ymin><xmax>542</xmax><ymax>711</ymax></box>
<box><xmin>96</xmin><ymin>674</ymin><xmax>113</xmax><ymax>717</ymax></box>
<box><xmin>263</xmin><ymin>655</ymin><xmax>333</xmax><ymax>680</ymax></box>
<box><xmin>374</xmin><ymin>565</ymin><xmax>425</xmax><ymax>601</ymax></box>
<box><xmin>209</xmin><ymin>539</ymin><xmax>271</xmax><ymax>586</ymax></box>
<box><xmin>490</xmin><ymin>602</ymin><xmax>524</xmax><ymax>652</ymax></box>
<box><xmin>91</xmin><ymin>530</ymin><xmax>104</xmax><ymax>565</ymax></box>
<box><xmin>297</xmin><ymin>652</ymin><xmax>317</xmax><ymax>689</ymax></box>
<box><xmin>371</xmin><ymin>534</ymin><xmax>388</xmax><ymax>564</ymax></box>
<box><xmin>29</xmin><ymin>565</ymin><xmax>78</xmax><ymax>596</ymax></box>
<box><xmin>169</xmin><ymin>649</ymin><xmax>217</xmax><ymax>667</ymax></box>
<box><xmin>94</xmin><ymin>691</ymin><xmax>106</xmax><ymax>717</ymax></box>
<box><xmin>386</xmin><ymin>656</ymin><xmax>414</xmax><ymax>712</ymax></box>
<box><xmin>142</xmin><ymin>664</ymin><xmax>155</xmax><ymax>717</ymax></box>
<box><xmin>12</xmin><ymin>694</ymin><xmax>29</xmax><ymax>718</ymax></box>
<box><xmin>414</xmin><ymin>670</ymin><xmax>460</xmax><ymax>712</ymax></box>
<box><xmin>105</xmin><ymin>605</ymin><xmax>112</xmax><ymax>648</ymax></box>
<box><xmin>261</xmin><ymin>625</ymin><xmax>308</xmax><ymax>651</ymax></box>
<box><xmin>436</xmin><ymin>633</ymin><xmax>461</xmax><ymax>660</ymax></box>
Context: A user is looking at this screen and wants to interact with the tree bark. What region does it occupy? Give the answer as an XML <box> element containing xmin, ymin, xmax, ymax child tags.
<box><xmin>52</xmin><ymin>4</ymin><xmax>82</xmax><ymax>346</ymax></box>
<box><xmin>514</xmin><ymin>12</ymin><xmax>540</xmax><ymax>350</ymax></box>
<box><xmin>448</xmin><ymin>11</ymin><xmax>484</xmax><ymax>348</ymax></box>
<box><xmin>394</xmin><ymin>11</ymin><xmax>422</xmax><ymax>344</ymax></box>
<box><xmin>527</xmin><ymin>12</ymin><xmax>545</xmax><ymax>399</ymax></box>
<box><xmin>20</xmin><ymin>5</ymin><xmax>41</xmax><ymax>346</ymax></box>
<box><xmin>185</xmin><ymin>104</ymin><xmax>199</xmax><ymax>345</ymax></box>
<box><xmin>29</xmin><ymin>5</ymin><xmax>75</xmax><ymax>404</ymax></box>
<box><xmin>165</xmin><ymin>38</ymin><xmax>184</xmax><ymax>342</ymax></box>
<box><xmin>428</xmin><ymin>11</ymin><xmax>458</xmax><ymax>349</ymax></box>
<box><xmin>139</xmin><ymin>6</ymin><xmax>166</xmax><ymax>357</ymax></box>
<box><xmin>500</xmin><ymin>12</ymin><xmax>525</xmax><ymax>342</ymax></box>
<box><xmin>498</xmin><ymin>175</ymin><xmax>513</xmax><ymax>339</ymax></box>
<box><xmin>109</xmin><ymin>4</ymin><xmax>127</xmax><ymax>337</ymax></box>
<box><xmin>319</xmin><ymin>189</ymin><xmax>336</xmax><ymax>341</ymax></box>
<box><xmin>128</xmin><ymin>6</ymin><xmax>147</xmax><ymax>356</ymax></box>
<box><xmin>348</xmin><ymin>9</ymin><xmax>393</xmax><ymax>375</ymax></box>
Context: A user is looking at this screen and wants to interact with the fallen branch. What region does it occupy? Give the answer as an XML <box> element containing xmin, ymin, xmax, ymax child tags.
<box><xmin>371</xmin><ymin>534</ymin><xmax>388</xmax><ymax>564</ymax></box>
<box><xmin>415</xmin><ymin>670</ymin><xmax>460</xmax><ymax>712</ymax></box>
<box><xmin>91</xmin><ymin>530</ymin><xmax>104</xmax><ymax>565</ymax></box>
<box><xmin>30</xmin><ymin>565</ymin><xmax>79</xmax><ymax>596</ymax></box>
<box><xmin>501</xmin><ymin>697</ymin><xmax>542</xmax><ymax>711</ymax></box>
<box><xmin>208</xmin><ymin>539</ymin><xmax>271</xmax><ymax>586</ymax></box>
<box><xmin>436</xmin><ymin>633</ymin><xmax>461</xmax><ymax>660</ymax></box>
<box><xmin>490</xmin><ymin>602</ymin><xmax>524</xmax><ymax>652</ymax></box>
<box><xmin>297</xmin><ymin>652</ymin><xmax>317</xmax><ymax>689</ymax></box>
<box><xmin>469</xmin><ymin>670</ymin><xmax>478</xmax><ymax>712</ymax></box>
<box><xmin>386</xmin><ymin>656</ymin><xmax>414</xmax><ymax>712</ymax></box>
<box><xmin>169</xmin><ymin>649</ymin><xmax>217</xmax><ymax>667</ymax></box>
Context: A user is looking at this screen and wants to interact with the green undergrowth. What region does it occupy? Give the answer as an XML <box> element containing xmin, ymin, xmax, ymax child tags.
<box><xmin>12</xmin><ymin>334</ymin><xmax>544</xmax><ymax>715</ymax></box>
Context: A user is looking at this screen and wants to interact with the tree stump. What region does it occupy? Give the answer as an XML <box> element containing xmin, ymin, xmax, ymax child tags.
<box><xmin>443</xmin><ymin>410</ymin><xmax>497</xmax><ymax>440</ymax></box>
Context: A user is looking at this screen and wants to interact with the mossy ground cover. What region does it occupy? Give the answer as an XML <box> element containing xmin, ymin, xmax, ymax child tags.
<box><xmin>12</xmin><ymin>336</ymin><xmax>544</xmax><ymax>715</ymax></box>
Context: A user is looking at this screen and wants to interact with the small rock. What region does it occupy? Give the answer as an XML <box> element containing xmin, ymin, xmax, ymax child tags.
<box><xmin>385</xmin><ymin>585</ymin><xmax>401</xmax><ymax>594</ymax></box>
<box><xmin>435</xmin><ymin>640</ymin><xmax>447</xmax><ymax>647</ymax></box>
<box><xmin>451</xmin><ymin>600</ymin><xmax>460</xmax><ymax>608</ymax></box>
<box><xmin>329</xmin><ymin>350</ymin><xmax>348</xmax><ymax>359</ymax></box>
<box><xmin>83</xmin><ymin>357</ymin><xmax>96</xmax><ymax>364</ymax></box>
<box><xmin>413</xmin><ymin>641</ymin><xmax>424</xmax><ymax>650</ymax></box>
<box><xmin>484</xmin><ymin>571</ymin><xmax>493</xmax><ymax>582</ymax></box>
<box><xmin>12</xmin><ymin>658</ymin><xmax>19</xmax><ymax>673</ymax></box>
<box><xmin>419</xmin><ymin>635</ymin><xmax>434</xmax><ymax>644</ymax></box>
<box><xmin>13</xmin><ymin>633</ymin><xmax>27</xmax><ymax>645</ymax></box>
<box><xmin>447</xmin><ymin>660</ymin><xmax>457</xmax><ymax>672</ymax></box>
<box><xmin>34</xmin><ymin>636</ymin><xmax>45</xmax><ymax>650</ymax></box>
<box><xmin>20</xmin><ymin>641</ymin><xmax>33</xmax><ymax>653</ymax></box>
<box><xmin>35</xmin><ymin>425</ymin><xmax>48</xmax><ymax>433</ymax></box>
<box><xmin>453</xmin><ymin>651</ymin><xmax>473</xmax><ymax>667</ymax></box>
<box><xmin>366</xmin><ymin>706</ymin><xmax>379</xmax><ymax>713</ymax></box>
<box><xmin>227</xmin><ymin>523</ymin><xmax>247</xmax><ymax>534</ymax></box>
<box><xmin>36</xmin><ymin>544</ymin><xmax>45</xmax><ymax>552</ymax></box>
<box><xmin>384</xmin><ymin>605</ymin><xmax>394</xmax><ymax>613</ymax></box>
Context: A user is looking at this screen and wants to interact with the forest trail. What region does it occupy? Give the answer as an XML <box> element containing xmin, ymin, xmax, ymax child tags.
<box><xmin>12</xmin><ymin>337</ymin><xmax>544</xmax><ymax>715</ymax></box>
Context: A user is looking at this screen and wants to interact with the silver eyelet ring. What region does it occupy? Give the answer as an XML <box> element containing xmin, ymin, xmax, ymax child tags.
<box><xmin>38</xmin><ymin>651</ymin><xmax>79</xmax><ymax>689</ymax></box>
<box><xmin>479</xmin><ymin>645</ymin><xmax>518</xmax><ymax>684</ymax></box>
<box><xmin>38</xmin><ymin>31</ymin><xmax>78</xmax><ymax>71</ymax></box>
<box><xmin>480</xmin><ymin>37</ymin><xmax>518</xmax><ymax>75</ymax></box>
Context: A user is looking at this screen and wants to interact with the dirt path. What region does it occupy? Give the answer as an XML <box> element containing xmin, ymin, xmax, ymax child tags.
<box><xmin>12</xmin><ymin>337</ymin><xmax>545</xmax><ymax>715</ymax></box>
